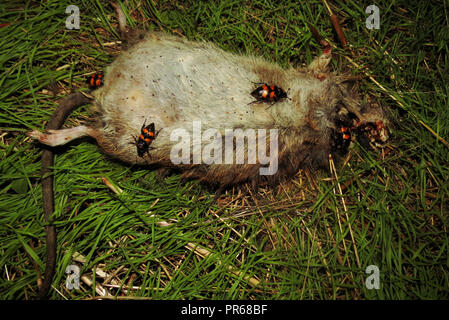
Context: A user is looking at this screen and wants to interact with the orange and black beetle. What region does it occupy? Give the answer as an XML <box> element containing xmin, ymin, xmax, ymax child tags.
<box><xmin>132</xmin><ymin>121</ymin><xmax>161</xmax><ymax>157</ymax></box>
<box><xmin>249</xmin><ymin>83</ymin><xmax>288</xmax><ymax>106</ymax></box>
<box><xmin>86</xmin><ymin>73</ymin><xmax>103</xmax><ymax>89</ymax></box>
<box><xmin>331</xmin><ymin>120</ymin><xmax>352</xmax><ymax>154</ymax></box>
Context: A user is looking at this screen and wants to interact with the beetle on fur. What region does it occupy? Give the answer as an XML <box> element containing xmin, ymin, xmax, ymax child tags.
<box><xmin>331</xmin><ymin>123</ymin><xmax>352</xmax><ymax>154</ymax></box>
<box><xmin>86</xmin><ymin>73</ymin><xmax>103</xmax><ymax>89</ymax></box>
<box><xmin>132</xmin><ymin>121</ymin><xmax>161</xmax><ymax>158</ymax></box>
<box><xmin>249</xmin><ymin>83</ymin><xmax>288</xmax><ymax>106</ymax></box>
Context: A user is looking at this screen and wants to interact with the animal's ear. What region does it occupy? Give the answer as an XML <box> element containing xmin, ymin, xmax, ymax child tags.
<box><xmin>111</xmin><ymin>1</ymin><xmax>146</xmax><ymax>47</ymax></box>
<box><xmin>307</xmin><ymin>46</ymin><xmax>332</xmax><ymax>73</ymax></box>
<box><xmin>344</xmin><ymin>81</ymin><xmax>361</xmax><ymax>99</ymax></box>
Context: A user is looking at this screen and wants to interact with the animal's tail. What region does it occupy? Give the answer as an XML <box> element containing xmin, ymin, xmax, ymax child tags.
<box><xmin>36</xmin><ymin>92</ymin><xmax>93</xmax><ymax>299</ymax></box>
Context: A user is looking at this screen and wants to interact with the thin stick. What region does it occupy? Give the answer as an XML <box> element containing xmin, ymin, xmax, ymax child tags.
<box><xmin>102</xmin><ymin>177</ymin><xmax>123</xmax><ymax>195</ymax></box>
<box><xmin>329</xmin><ymin>155</ymin><xmax>361</xmax><ymax>269</ymax></box>
<box><xmin>322</xmin><ymin>0</ymin><xmax>347</xmax><ymax>47</ymax></box>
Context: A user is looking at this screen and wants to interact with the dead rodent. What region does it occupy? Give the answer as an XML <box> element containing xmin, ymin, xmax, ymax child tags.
<box><xmin>29</xmin><ymin>32</ymin><xmax>389</xmax><ymax>188</ymax></box>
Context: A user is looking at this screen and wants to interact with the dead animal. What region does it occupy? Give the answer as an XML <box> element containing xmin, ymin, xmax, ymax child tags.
<box><xmin>29</xmin><ymin>32</ymin><xmax>388</xmax><ymax>188</ymax></box>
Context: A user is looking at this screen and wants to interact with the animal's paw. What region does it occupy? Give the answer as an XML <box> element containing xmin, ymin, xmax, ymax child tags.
<box><xmin>27</xmin><ymin>126</ymin><xmax>90</xmax><ymax>147</ymax></box>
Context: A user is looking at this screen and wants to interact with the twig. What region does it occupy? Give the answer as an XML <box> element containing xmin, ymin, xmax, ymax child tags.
<box><xmin>103</xmin><ymin>283</ymin><xmax>165</xmax><ymax>291</ymax></box>
<box><xmin>322</xmin><ymin>0</ymin><xmax>347</xmax><ymax>47</ymax></box>
<box><xmin>329</xmin><ymin>155</ymin><xmax>361</xmax><ymax>269</ymax></box>
<box><xmin>80</xmin><ymin>274</ymin><xmax>110</xmax><ymax>296</ymax></box>
<box><xmin>102</xmin><ymin>177</ymin><xmax>123</xmax><ymax>195</ymax></box>
<box><xmin>307</xmin><ymin>22</ymin><xmax>329</xmax><ymax>47</ymax></box>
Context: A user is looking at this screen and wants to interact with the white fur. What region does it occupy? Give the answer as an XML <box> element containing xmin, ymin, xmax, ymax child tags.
<box><xmin>94</xmin><ymin>33</ymin><xmax>330</xmax><ymax>157</ymax></box>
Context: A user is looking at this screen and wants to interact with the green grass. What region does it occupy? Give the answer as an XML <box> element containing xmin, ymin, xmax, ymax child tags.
<box><xmin>0</xmin><ymin>0</ymin><xmax>448</xmax><ymax>299</ymax></box>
